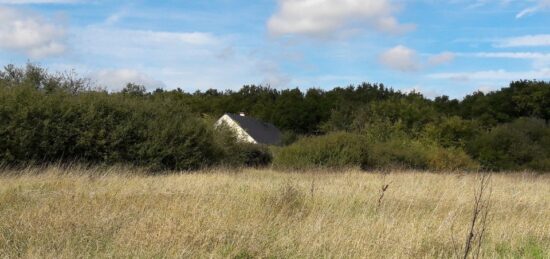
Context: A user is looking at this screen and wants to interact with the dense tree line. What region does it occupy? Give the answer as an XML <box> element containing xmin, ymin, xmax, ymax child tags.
<box><xmin>1</xmin><ymin>64</ymin><xmax>549</xmax><ymax>171</ymax></box>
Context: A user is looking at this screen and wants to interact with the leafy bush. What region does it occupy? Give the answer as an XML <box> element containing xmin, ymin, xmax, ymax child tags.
<box><xmin>139</xmin><ymin>114</ymin><xmax>220</xmax><ymax>171</ymax></box>
<box><xmin>272</xmin><ymin>132</ymin><xmax>367</xmax><ymax>170</ymax></box>
<box><xmin>237</xmin><ymin>144</ymin><xmax>272</xmax><ymax>167</ymax></box>
<box><xmin>0</xmin><ymin>84</ymin><xmax>221</xmax><ymax>171</ymax></box>
<box><xmin>213</xmin><ymin>126</ymin><xmax>272</xmax><ymax>168</ymax></box>
<box><xmin>1</xmin><ymin>64</ymin><xmax>549</xmax><ymax>172</ymax></box>
<box><xmin>422</xmin><ymin>116</ymin><xmax>482</xmax><ymax>148</ymax></box>
<box><xmin>467</xmin><ymin>118</ymin><xmax>550</xmax><ymax>171</ymax></box>
<box><xmin>273</xmin><ymin>132</ymin><xmax>478</xmax><ymax>171</ymax></box>
<box><xmin>361</xmin><ymin>138</ymin><xmax>479</xmax><ymax>171</ymax></box>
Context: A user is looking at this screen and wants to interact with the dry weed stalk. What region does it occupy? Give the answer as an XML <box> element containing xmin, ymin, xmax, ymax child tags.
<box><xmin>377</xmin><ymin>172</ymin><xmax>390</xmax><ymax>210</ymax></box>
<box><xmin>454</xmin><ymin>173</ymin><xmax>493</xmax><ymax>259</ymax></box>
<box><xmin>1</xmin><ymin>167</ymin><xmax>548</xmax><ymax>258</ymax></box>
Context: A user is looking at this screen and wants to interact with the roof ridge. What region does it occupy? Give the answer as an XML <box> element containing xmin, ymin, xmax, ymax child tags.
<box><xmin>224</xmin><ymin>113</ymin><xmax>282</xmax><ymax>145</ymax></box>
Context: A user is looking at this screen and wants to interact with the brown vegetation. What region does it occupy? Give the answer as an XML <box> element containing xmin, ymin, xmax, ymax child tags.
<box><xmin>0</xmin><ymin>167</ymin><xmax>549</xmax><ymax>258</ymax></box>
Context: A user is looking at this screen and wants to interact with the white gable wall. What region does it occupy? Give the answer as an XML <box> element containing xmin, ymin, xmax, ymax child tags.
<box><xmin>215</xmin><ymin>115</ymin><xmax>258</xmax><ymax>144</ymax></box>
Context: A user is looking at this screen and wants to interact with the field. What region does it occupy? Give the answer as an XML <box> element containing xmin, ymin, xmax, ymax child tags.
<box><xmin>0</xmin><ymin>167</ymin><xmax>549</xmax><ymax>258</ymax></box>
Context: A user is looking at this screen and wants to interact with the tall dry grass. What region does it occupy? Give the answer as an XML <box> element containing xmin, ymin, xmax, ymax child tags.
<box><xmin>0</xmin><ymin>167</ymin><xmax>548</xmax><ymax>258</ymax></box>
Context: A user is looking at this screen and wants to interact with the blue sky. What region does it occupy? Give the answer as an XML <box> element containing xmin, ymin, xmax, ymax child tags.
<box><xmin>0</xmin><ymin>0</ymin><xmax>549</xmax><ymax>98</ymax></box>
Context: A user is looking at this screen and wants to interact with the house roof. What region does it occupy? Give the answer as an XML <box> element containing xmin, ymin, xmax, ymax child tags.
<box><xmin>225</xmin><ymin>113</ymin><xmax>282</xmax><ymax>145</ymax></box>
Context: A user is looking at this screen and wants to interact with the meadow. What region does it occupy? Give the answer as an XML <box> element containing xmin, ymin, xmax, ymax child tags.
<box><xmin>0</xmin><ymin>167</ymin><xmax>548</xmax><ymax>258</ymax></box>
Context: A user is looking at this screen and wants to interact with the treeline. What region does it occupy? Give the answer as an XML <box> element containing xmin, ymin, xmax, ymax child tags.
<box><xmin>1</xmin><ymin>64</ymin><xmax>549</xmax><ymax>172</ymax></box>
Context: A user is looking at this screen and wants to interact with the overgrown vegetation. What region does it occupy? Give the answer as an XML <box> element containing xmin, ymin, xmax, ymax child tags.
<box><xmin>272</xmin><ymin>132</ymin><xmax>367</xmax><ymax>170</ymax></box>
<box><xmin>0</xmin><ymin>167</ymin><xmax>548</xmax><ymax>257</ymax></box>
<box><xmin>1</xmin><ymin>63</ymin><xmax>549</xmax><ymax>171</ymax></box>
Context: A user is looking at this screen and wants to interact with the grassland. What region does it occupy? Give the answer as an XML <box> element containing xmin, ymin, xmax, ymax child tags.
<box><xmin>0</xmin><ymin>167</ymin><xmax>549</xmax><ymax>258</ymax></box>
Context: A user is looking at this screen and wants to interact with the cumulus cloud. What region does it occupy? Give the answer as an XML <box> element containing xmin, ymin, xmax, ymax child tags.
<box><xmin>0</xmin><ymin>6</ymin><xmax>66</xmax><ymax>58</ymax></box>
<box><xmin>267</xmin><ymin>0</ymin><xmax>414</xmax><ymax>38</ymax></box>
<box><xmin>91</xmin><ymin>69</ymin><xmax>166</xmax><ymax>91</ymax></box>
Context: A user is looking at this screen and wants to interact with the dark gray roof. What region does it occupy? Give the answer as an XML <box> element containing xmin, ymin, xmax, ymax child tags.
<box><xmin>226</xmin><ymin>113</ymin><xmax>282</xmax><ymax>145</ymax></box>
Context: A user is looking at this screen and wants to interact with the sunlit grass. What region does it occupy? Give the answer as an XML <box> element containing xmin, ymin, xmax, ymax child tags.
<box><xmin>0</xmin><ymin>167</ymin><xmax>548</xmax><ymax>258</ymax></box>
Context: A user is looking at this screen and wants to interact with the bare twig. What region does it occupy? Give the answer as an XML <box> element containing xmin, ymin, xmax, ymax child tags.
<box><xmin>462</xmin><ymin>173</ymin><xmax>492</xmax><ymax>259</ymax></box>
<box><xmin>377</xmin><ymin>172</ymin><xmax>390</xmax><ymax>210</ymax></box>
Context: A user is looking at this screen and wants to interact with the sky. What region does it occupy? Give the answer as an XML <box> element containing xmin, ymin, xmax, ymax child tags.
<box><xmin>0</xmin><ymin>0</ymin><xmax>549</xmax><ymax>98</ymax></box>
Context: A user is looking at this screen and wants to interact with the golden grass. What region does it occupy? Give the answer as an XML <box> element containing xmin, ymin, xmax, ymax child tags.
<box><xmin>0</xmin><ymin>167</ymin><xmax>549</xmax><ymax>258</ymax></box>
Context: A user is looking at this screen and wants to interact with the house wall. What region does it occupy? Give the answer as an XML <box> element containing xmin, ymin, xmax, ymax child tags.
<box><xmin>215</xmin><ymin>115</ymin><xmax>257</xmax><ymax>144</ymax></box>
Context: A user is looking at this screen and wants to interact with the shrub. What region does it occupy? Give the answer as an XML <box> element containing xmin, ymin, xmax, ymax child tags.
<box><xmin>237</xmin><ymin>144</ymin><xmax>272</xmax><ymax>167</ymax></box>
<box><xmin>213</xmin><ymin>126</ymin><xmax>272</xmax><ymax>168</ymax></box>
<box><xmin>467</xmin><ymin>117</ymin><xmax>550</xmax><ymax>171</ymax></box>
<box><xmin>0</xmin><ymin>84</ymin><xmax>222</xmax><ymax>171</ymax></box>
<box><xmin>139</xmin><ymin>114</ymin><xmax>220</xmax><ymax>171</ymax></box>
<box><xmin>422</xmin><ymin>116</ymin><xmax>482</xmax><ymax>148</ymax></box>
<box><xmin>362</xmin><ymin>138</ymin><xmax>479</xmax><ymax>171</ymax></box>
<box><xmin>272</xmin><ymin>132</ymin><xmax>367</xmax><ymax>170</ymax></box>
<box><xmin>361</xmin><ymin>139</ymin><xmax>429</xmax><ymax>170</ymax></box>
<box><xmin>426</xmin><ymin>146</ymin><xmax>479</xmax><ymax>171</ymax></box>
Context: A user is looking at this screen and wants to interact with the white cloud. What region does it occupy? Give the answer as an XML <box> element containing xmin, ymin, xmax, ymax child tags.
<box><xmin>90</xmin><ymin>69</ymin><xmax>165</xmax><ymax>91</ymax></box>
<box><xmin>77</xmin><ymin>27</ymin><xmax>218</xmax><ymax>55</ymax></box>
<box><xmin>379</xmin><ymin>45</ymin><xmax>420</xmax><ymax>72</ymax></box>
<box><xmin>0</xmin><ymin>6</ymin><xmax>66</xmax><ymax>58</ymax></box>
<box><xmin>74</xmin><ymin>27</ymin><xmax>221</xmax><ymax>66</ymax></box>
<box><xmin>495</xmin><ymin>34</ymin><xmax>550</xmax><ymax>48</ymax></box>
<box><xmin>516</xmin><ymin>0</ymin><xmax>550</xmax><ymax>18</ymax></box>
<box><xmin>465</xmin><ymin>51</ymin><xmax>550</xmax><ymax>69</ymax></box>
<box><xmin>380</xmin><ymin>45</ymin><xmax>454</xmax><ymax>72</ymax></box>
<box><xmin>267</xmin><ymin>0</ymin><xmax>414</xmax><ymax>38</ymax></box>
<box><xmin>429</xmin><ymin>68</ymin><xmax>550</xmax><ymax>81</ymax></box>
<box><xmin>70</xmin><ymin>26</ymin><xmax>291</xmax><ymax>91</ymax></box>
<box><xmin>427</xmin><ymin>52</ymin><xmax>455</xmax><ymax>66</ymax></box>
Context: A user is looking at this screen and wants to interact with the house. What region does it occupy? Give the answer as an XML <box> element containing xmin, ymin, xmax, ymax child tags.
<box><xmin>215</xmin><ymin>113</ymin><xmax>282</xmax><ymax>145</ymax></box>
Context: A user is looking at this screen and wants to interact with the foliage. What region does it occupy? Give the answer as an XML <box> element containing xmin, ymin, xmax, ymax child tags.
<box><xmin>422</xmin><ymin>116</ymin><xmax>482</xmax><ymax>148</ymax></box>
<box><xmin>213</xmin><ymin>125</ymin><xmax>272</xmax><ymax>168</ymax></box>
<box><xmin>272</xmin><ymin>132</ymin><xmax>368</xmax><ymax>170</ymax></box>
<box><xmin>361</xmin><ymin>138</ymin><xmax>479</xmax><ymax>171</ymax></box>
<box><xmin>0</xmin><ymin>84</ymin><xmax>221</xmax><ymax>170</ymax></box>
<box><xmin>1</xmin><ymin>64</ymin><xmax>549</xmax><ymax>172</ymax></box>
<box><xmin>467</xmin><ymin>118</ymin><xmax>550</xmax><ymax>171</ymax></box>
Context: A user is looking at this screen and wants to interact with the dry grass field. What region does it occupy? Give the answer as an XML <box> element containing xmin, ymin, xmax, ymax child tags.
<box><xmin>0</xmin><ymin>167</ymin><xmax>549</xmax><ymax>258</ymax></box>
